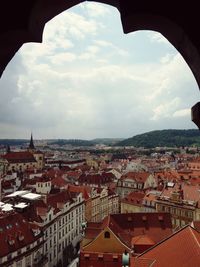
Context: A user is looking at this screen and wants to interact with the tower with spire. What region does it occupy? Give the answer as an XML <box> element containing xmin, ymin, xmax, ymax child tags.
<box><xmin>28</xmin><ymin>133</ymin><xmax>35</xmax><ymax>152</ymax></box>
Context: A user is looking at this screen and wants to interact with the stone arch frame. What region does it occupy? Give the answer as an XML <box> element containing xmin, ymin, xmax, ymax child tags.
<box><xmin>0</xmin><ymin>0</ymin><xmax>200</xmax><ymax>126</ymax></box>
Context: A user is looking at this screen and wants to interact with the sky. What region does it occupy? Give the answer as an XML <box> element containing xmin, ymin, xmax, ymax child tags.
<box><xmin>0</xmin><ymin>2</ymin><xmax>200</xmax><ymax>140</ymax></box>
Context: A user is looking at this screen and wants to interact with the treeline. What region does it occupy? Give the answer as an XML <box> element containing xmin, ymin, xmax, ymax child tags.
<box><xmin>116</xmin><ymin>129</ymin><xmax>200</xmax><ymax>148</ymax></box>
<box><xmin>0</xmin><ymin>139</ymin><xmax>28</xmax><ymax>146</ymax></box>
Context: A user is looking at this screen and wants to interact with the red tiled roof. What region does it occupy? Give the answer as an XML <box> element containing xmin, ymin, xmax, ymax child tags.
<box><xmin>66</xmin><ymin>170</ymin><xmax>81</xmax><ymax>179</ymax></box>
<box><xmin>134</xmin><ymin>225</ymin><xmax>200</xmax><ymax>267</ymax></box>
<box><xmin>47</xmin><ymin>190</ymin><xmax>73</xmax><ymax>209</ymax></box>
<box><xmin>121</xmin><ymin>191</ymin><xmax>145</xmax><ymax>206</ymax></box>
<box><xmin>51</xmin><ymin>176</ymin><xmax>68</xmax><ymax>188</ymax></box>
<box><xmin>0</xmin><ymin>211</ymin><xmax>42</xmax><ymax>257</ymax></box>
<box><xmin>160</xmin><ymin>183</ymin><xmax>200</xmax><ymax>206</ymax></box>
<box><xmin>192</xmin><ymin>221</ymin><xmax>200</xmax><ymax>231</ymax></box>
<box><xmin>107</xmin><ymin>213</ymin><xmax>172</xmax><ymax>247</ymax></box>
<box><xmin>22</xmin><ymin>200</ymin><xmax>47</xmax><ymax>223</ymax></box>
<box><xmin>68</xmin><ymin>184</ymin><xmax>89</xmax><ymax>200</ymax></box>
<box><xmin>84</xmin><ymin>213</ymin><xmax>172</xmax><ymax>250</ymax></box>
<box><xmin>78</xmin><ymin>172</ymin><xmax>114</xmax><ymax>185</ymax></box>
<box><xmin>131</xmin><ymin>235</ymin><xmax>155</xmax><ymax>246</ymax></box>
<box><xmin>3</xmin><ymin>151</ymin><xmax>37</xmax><ymax>163</ymax></box>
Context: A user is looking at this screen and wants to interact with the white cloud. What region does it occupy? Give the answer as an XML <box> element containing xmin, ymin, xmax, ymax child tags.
<box><xmin>173</xmin><ymin>109</ymin><xmax>191</xmax><ymax>117</ymax></box>
<box><xmin>48</xmin><ymin>52</ymin><xmax>77</xmax><ymax>65</ymax></box>
<box><xmin>80</xmin><ymin>2</ymin><xmax>111</xmax><ymax>17</ymax></box>
<box><xmin>148</xmin><ymin>32</ymin><xmax>170</xmax><ymax>45</ymax></box>
<box><xmin>0</xmin><ymin>3</ymin><xmax>199</xmax><ymax>139</ymax></box>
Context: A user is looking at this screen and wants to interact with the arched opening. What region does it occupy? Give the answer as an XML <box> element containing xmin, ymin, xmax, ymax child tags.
<box><xmin>0</xmin><ymin>2</ymin><xmax>199</xmax><ymax>139</ymax></box>
<box><xmin>104</xmin><ymin>231</ymin><xmax>110</xmax><ymax>238</ymax></box>
<box><xmin>1</xmin><ymin>1</ymin><xmax>200</xmax><ymax>90</ymax></box>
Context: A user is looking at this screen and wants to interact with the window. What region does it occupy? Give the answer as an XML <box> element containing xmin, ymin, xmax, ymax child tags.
<box><xmin>104</xmin><ymin>231</ymin><xmax>110</xmax><ymax>238</ymax></box>
<box><xmin>7</xmin><ymin>254</ymin><xmax>12</xmax><ymax>261</ymax></box>
<box><xmin>98</xmin><ymin>254</ymin><xmax>103</xmax><ymax>261</ymax></box>
<box><xmin>113</xmin><ymin>255</ymin><xmax>118</xmax><ymax>262</ymax></box>
<box><xmin>16</xmin><ymin>260</ymin><xmax>22</xmax><ymax>267</ymax></box>
<box><xmin>25</xmin><ymin>255</ymin><xmax>31</xmax><ymax>266</ymax></box>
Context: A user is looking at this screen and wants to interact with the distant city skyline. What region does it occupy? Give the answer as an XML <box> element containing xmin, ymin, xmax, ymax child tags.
<box><xmin>0</xmin><ymin>2</ymin><xmax>200</xmax><ymax>139</ymax></box>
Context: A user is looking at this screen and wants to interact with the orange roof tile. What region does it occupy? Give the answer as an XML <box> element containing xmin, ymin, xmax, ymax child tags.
<box><xmin>134</xmin><ymin>225</ymin><xmax>200</xmax><ymax>267</ymax></box>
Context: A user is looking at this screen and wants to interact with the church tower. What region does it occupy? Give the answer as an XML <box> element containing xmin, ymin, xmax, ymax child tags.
<box><xmin>28</xmin><ymin>133</ymin><xmax>35</xmax><ymax>152</ymax></box>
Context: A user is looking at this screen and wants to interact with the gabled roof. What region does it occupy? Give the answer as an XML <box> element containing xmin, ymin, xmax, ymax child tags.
<box><xmin>84</xmin><ymin>213</ymin><xmax>172</xmax><ymax>250</ymax></box>
<box><xmin>3</xmin><ymin>151</ymin><xmax>36</xmax><ymax>163</ymax></box>
<box><xmin>134</xmin><ymin>225</ymin><xmax>200</xmax><ymax>267</ymax></box>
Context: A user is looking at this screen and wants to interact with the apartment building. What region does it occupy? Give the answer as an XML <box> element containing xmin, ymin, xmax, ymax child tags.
<box><xmin>156</xmin><ymin>183</ymin><xmax>200</xmax><ymax>228</ymax></box>
<box><xmin>0</xmin><ymin>208</ymin><xmax>47</xmax><ymax>267</ymax></box>
<box><xmin>3</xmin><ymin>189</ymin><xmax>85</xmax><ymax>267</ymax></box>
<box><xmin>116</xmin><ymin>171</ymin><xmax>157</xmax><ymax>198</ymax></box>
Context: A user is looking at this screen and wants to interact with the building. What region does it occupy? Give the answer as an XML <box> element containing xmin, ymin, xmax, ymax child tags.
<box><xmin>86</xmin><ymin>187</ymin><xmax>119</xmax><ymax>223</ymax></box>
<box><xmin>156</xmin><ymin>183</ymin><xmax>200</xmax><ymax>228</ymax></box>
<box><xmin>116</xmin><ymin>172</ymin><xmax>157</xmax><ymax>198</ymax></box>
<box><xmin>3</xmin><ymin>188</ymin><xmax>85</xmax><ymax>267</ymax></box>
<box><xmin>0</xmin><ymin>209</ymin><xmax>47</xmax><ymax>267</ymax></box>
<box><xmin>2</xmin><ymin>135</ymin><xmax>44</xmax><ymax>172</ymax></box>
<box><xmin>80</xmin><ymin>213</ymin><xmax>173</xmax><ymax>267</ymax></box>
<box><xmin>121</xmin><ymin>191</ymin><xmax>145</xmax><ymax>213</ymax></box>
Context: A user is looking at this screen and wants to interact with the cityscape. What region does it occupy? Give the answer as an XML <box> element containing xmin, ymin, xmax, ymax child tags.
<box><xmin>0</xmin><ymin>1</ymin><xmax>200</xmax><ymax>267</ymax></box>
<box><xmin>0</xmin><ymin>133</ymin><xmax>200</xmax><ymax>266</ymax></box>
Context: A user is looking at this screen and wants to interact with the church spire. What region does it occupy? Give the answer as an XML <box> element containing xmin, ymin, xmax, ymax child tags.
<box><xmin>6</xmin><ymin>144</ymin><xmax>11</xmax><ymax>153</ymax></box>
<box><xmin>29</xmin><ymin>133</ymin><xmax>35</xmax><ymax>150</ymax></box>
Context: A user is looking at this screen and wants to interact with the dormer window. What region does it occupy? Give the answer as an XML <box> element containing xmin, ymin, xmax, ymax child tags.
<box><xmin>18</xmin><ymin>234</ymin><xmax>24</xmax><ymax>241</ymax></box>
<box><xmin>8</xmin><ymin>238</ymin><xmax>15</xmax><ymax>245</ymax></box>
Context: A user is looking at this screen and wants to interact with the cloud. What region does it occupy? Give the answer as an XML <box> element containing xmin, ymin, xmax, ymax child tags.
<box><xmin>80</xmin><ymin>2</ymin><xmax>111</xmax><ymax>17</ymax></box>
<box><xmin>0</xmin><ymin>3</ymin><xmax>199</xmax><ymax>139</ymax></box>
<box><xmin>148</xmin><ymin>31</ymin><xmax>170</xmax><ymax>45</ymax></box>
<box><xmin>173</xmin><ymin>108</ymin><xmax>191</xmax><ymax>117</ymax></box>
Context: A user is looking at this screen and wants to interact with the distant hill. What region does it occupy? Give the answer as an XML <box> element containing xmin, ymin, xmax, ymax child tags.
<box><xmin>49</xmin><ymin>138</ymin><xmax>123</xmax><ymax>146</ymax></box>
<box><xmin>91</xmin><ymin>138</ymin><xmax>124</xmax><ymax>145</ymax></box>
<box><xmin>116</xmin><ymin>129</ymin><xmax>200</xmax><ymax>148</ymax></box>
<box><xmin>50</xmin><ymin>139</ymin><xmax>96</xmax><ymax>146</ymax></box>
<box><xmin>0</xmin><ymin>139</ymin><xmax>28</xmax><ymax>146</ymax></box>
<box><xmin>0</xmin><ymin>138</ymin><xmax>123</xmax><ymax>147</ymax></box>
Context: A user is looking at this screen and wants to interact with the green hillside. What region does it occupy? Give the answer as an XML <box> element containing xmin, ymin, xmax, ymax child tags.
<box><xmin>116</xmin><ymin>129</ymin><xmax>200</xmax><ymax>148</ymax></box>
